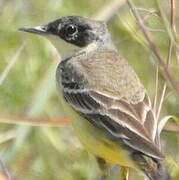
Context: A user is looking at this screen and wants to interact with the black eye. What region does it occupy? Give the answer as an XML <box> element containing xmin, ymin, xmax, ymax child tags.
<box><xmin>65</xmin><ymin>24</ymin><xmax>77</xmax><ymax>36</ymax></box>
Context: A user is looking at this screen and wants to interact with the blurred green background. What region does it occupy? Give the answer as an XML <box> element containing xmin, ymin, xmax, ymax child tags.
<box><xmin>0</xmin><ymin>0</ymin><xmax>179</xmax><ymax>179</ymax></box>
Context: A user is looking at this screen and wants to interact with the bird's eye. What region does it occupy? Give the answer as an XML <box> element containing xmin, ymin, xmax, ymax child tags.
<box><xmin>65</xmin><ymin>24</ymin><xmax>77</xmax><ymax>36</ymax></box>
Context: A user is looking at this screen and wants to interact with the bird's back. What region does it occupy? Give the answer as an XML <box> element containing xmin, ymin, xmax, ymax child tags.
<box><xmin>69</xmin><ymin>49</ymin><xmax>146</xmax><ymax>104</ymax></box>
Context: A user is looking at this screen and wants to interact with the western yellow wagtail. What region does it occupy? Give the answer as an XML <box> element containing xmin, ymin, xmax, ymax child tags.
<box><xmin>19</xmin><ymin>16</ymin><xmax>171</xmax><ymax>180</ymax></box>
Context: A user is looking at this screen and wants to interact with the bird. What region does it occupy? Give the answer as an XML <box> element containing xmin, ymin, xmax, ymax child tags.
<box><xmin>19</xmin><ymin>16</ymin><xmax>171</xmax><ymax>180</ymax></box>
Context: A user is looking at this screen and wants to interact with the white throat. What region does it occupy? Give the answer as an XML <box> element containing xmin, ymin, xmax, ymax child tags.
<box><xmin>46</xmin><ymin>35</ymin><xmax>80</xmax><ymax>60</ymax></box>
<box><xmin>46</xmin><ymin>34</ymin><xmax>98</xmax><ymax>60</ymax></box>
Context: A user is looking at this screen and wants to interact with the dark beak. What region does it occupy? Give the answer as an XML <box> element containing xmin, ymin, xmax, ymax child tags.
<box><xmin>18</xmin><ymin>26</ymin><xmax>49</xmax><ymax>35</ymax></box>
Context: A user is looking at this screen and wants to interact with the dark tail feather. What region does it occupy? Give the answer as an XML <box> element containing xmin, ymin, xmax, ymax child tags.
<box><xmin>132</xmin><ymin>152</ymin><xmax>172</xmax><ymax>180</ymax></box>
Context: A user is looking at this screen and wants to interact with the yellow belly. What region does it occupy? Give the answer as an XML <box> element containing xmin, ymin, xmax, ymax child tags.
<box><xmin>60</xmin><ymin>95</ymin><xmax>137</xmax><ymax>169</ymax></box>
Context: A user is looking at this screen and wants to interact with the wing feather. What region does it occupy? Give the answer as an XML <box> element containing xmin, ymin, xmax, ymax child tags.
<box><xmin>63</xmin><ymin>88</ymin><xmax>163</xmax><ymax>160</ymax></box>
<box><xmin>132</xmin><ymin>94</ymin><xmax>157</xmax><ymax>141</ymax></box>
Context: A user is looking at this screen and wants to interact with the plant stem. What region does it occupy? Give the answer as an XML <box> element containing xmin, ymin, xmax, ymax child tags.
<box><xmin>127</xmin><ymin>0</ymin><xmax>179</xmax><ymax>95</ymax></box>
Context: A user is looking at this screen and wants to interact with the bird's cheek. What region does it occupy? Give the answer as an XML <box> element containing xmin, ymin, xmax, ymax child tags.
<box><xmin>46</xmin><ymin>35</ymin><xmax>81</xmax><ymax>60</ymax></box>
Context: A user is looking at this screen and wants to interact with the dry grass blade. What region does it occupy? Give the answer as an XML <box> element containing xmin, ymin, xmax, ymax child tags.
<box><xmin>0</xmin><ymin>43</ymin><xmax>25</xmax><ymax>86</ymax></box>
<box><xmin>156</xmin><ymin>82</ymin><xmax>167</xmax><ymax>121</ymax></box>
<box><xmin>0</xmin><ymin>115</ymin><xmax>71</xmax><ymax>127</ymax></box>
<box><xmin>170</xmin><ymin>0</ymin><xmax>177</xmax><ymax>35</ymax></box>
<box><xmin>94</xmin><ymin>0</ymin><xmax>125</xmax><ymax>21</ymax></box>
<box><xmin>158</xmin><ymin>116</ymin><xmax>172</xmax><ymax>134</ymax></box>
<box><xmin>167</xmin><ymin>0</ymin><xmax>176</xmax><ymax>66</ymax></box>
<box><xmin>127</xmin><ymin>0</ymin><xmax>179</xmax><ymax>95</ymax></box>
<box><xmin>153</xmin><ymin>66</ymin><xmax>159</xmax><ymax>114</ymax></box>
<box><xmin>157</xmin><ymin>0</ymin><xmax>177</xmax><ymax>127</ymax></box>
<box><xmin>164</xmin><ymin>122</ymin><xmax>179</xmax><ymax>132</ymax></box>
<box><xmin>170</xmin><ymin>0</ymin><xmax>179</xmax><ymax>65</ymax></box>
<box><xmin>0</xmin><ymin>159</ymin><xmax>11</xmax><ymax>180</ymax></box>
<box><xmin>0</xmin><ymin>130</ymin><xmax>17</xmax><ymax>144</ymax></box>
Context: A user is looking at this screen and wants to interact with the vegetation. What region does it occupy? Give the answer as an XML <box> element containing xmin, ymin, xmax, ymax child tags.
<box><xmin>0</xmin><ymin>0</ymin><xmax>179</xmax><ymax>179</ymax></box>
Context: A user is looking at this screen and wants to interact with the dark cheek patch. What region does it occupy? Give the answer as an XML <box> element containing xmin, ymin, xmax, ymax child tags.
<box><xmin>59</xmin><ymin>27</ymin><xmax>95</xmax><ymax>47</ymax></box>
<box><xmin>46</xmin><ymin>20</ymin><xmax>96</xmax><ymax>47</ymax></box>
<box><xmin>74</xmin><ymin>32</ymin><xmax>91</xmax><ymax>47</ymax></box>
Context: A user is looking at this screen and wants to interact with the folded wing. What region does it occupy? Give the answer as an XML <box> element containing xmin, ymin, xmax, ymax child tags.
<box><xmin>62</xmin><ymin>88</ymin><xmax>164</xmax><ymax>160</ymax></box>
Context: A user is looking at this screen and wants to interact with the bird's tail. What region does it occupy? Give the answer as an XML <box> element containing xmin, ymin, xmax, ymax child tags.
<box><xmin>132</xmin><ymin>152</ymin><xmax>172</xmax><ymax>180</ymax></box>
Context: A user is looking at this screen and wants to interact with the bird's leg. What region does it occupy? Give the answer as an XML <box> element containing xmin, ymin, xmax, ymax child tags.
<box><xmin>119</xmin><ymin>167</ymin><xmax>129</xmax><ymax>180</ymax></box>
<box><xmin>96</xmin><ymin>157</ymin><xmax>110</xmax><ymax>180</ymax></box>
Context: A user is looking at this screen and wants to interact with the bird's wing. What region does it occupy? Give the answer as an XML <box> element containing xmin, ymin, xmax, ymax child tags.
<box><xmin>62</xmin><ymin>87</ymin><xmax>163</xmax><ymax>160</ymax></box>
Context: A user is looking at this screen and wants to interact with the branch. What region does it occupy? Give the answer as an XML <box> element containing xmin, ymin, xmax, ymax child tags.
<box><xmin>126</xmin><ymin>0</ymin><xmax>179</xmax><ymax>95</ymax></box>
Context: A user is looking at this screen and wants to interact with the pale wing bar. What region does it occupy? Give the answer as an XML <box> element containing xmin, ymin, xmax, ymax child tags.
<box><xmin>132</xmin><ymin>95</ymin><xmax>158</xmax><ymax>142</ymax></box>
<box><xmin>92</xmin><ymin>91</ymin><xmax>158</xmax><ymax>142</ymax></box>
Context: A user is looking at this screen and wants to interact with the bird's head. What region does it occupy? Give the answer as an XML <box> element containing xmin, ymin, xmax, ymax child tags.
<box><xmin>19</xmin><ymin>16</ymin><xmax>113</xmax><ymax>59</ymax></box>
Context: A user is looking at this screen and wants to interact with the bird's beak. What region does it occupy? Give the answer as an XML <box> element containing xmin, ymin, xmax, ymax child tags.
<box><xmin>19</xmin><ymin>24</ymin><xmax>80</xmax><ymax>60</ymax></box>
<box><xmin>18</xmin><ymin>26</ymin><xmax>49</xmax><ymax>35</ymax></box>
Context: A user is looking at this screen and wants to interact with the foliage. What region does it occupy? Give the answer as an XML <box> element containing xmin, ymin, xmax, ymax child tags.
<box><xmin>0</xmin><ymin>0</ymin><xmax>179</xmax><ymax>179</ymax></box>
